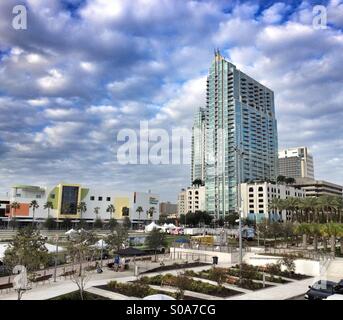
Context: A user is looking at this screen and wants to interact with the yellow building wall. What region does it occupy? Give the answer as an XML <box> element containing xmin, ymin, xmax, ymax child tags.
<box><xmin>114</xmin><ymin>197</ymin><xmax>129</xmax><ymax>219</ymax></box>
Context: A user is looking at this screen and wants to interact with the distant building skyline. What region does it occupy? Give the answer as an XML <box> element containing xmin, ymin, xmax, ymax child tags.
<box><xmin>278</xmin><ymin>146</ymin><xmax>314</xmax><ymax>179</ymax></box>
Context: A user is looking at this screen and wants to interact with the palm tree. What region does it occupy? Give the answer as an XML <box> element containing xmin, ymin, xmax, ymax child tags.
<box><xmin>136</xmin><ymin>206</ymin><xmax>143</xmax><ymax>226</ymax></box>
<box><xmin>94</xmin><ymin>207</ymin><xmax>100</xmax><ymax>220</ymax></box>
<box><xmin>44</xmin><ymin>201</ymin><xmax>53</xmax><ymax>219</ymax></box>
<box><xmin>147</xmin><ymin>207</ymin><xmax>155</xmax><ymax>220</ymax></box>
<box><xmin>321</xmin><ymin>223</ymin><xmax>341</xmax><ymax>255</ymax></box>
<box><xmin>277</xmin><ymin>175</ymin><xmax>286</xmax><ymax>184</ymax></box>
<box><xmin>9</xmin><ymin>201</ymin><xmax>20</xmax><ymax>229</ymax></box>
<box><xmin>317</xmin><ymin>195</ymin><xmax>335</xmax><ymax>223</ymax></box>
<box><xmin>106</xmin><ymin>204</ymin><xmax>115</xmax><ymax>220</ymax></box>
<box><xmin>269</xmin><ymin>198</ymin><xmax>285</xmax><ymax>222</ymax></box>
<box><xmin>332</xmin><ymin>196</ymin><xmax>342</xmax><ymax>223</ymax></box>
<box><xmin>29</xmin><ymin>200</ymin><xmax>39</xmax><ymax>226</ymax></box>
<box><xmin>308</xmin><ymin>223</ymin><xmax>322</xmax><ymax>251</ymax></box>
<box><xmin>77</xmin><ymin>202</ymin><xmax>87</xmax><ymax>221</ymax></box>
<box><xmin>299</xmin><ymin>197</ymin><xmax>318</xmax><ymax>223</ymax></box>
<box><xmin>286</xmin><ymin>197</ymin><xmax>301</xmax><ymax>222</ymax></box>
<box><xmin>294</xmin><ymin>223</ymin><xmax>311</xmax><ymax>249</ymax></box>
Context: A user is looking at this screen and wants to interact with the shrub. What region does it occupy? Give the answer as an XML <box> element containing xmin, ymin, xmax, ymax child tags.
<box><xmin>279</xmin><ymin>255</ymin><xmax>296</xmax><ymax>273</ymax></box>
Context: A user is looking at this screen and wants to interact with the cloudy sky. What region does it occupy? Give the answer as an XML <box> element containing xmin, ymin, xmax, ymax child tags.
<box><xmin>0</xmin><ymin>0</ymin><xmax>342</xmax><ymax>202</ymax></box>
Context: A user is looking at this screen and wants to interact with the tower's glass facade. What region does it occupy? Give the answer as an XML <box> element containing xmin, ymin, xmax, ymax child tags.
<box><xmin>205</xmin><ymin>52</ymin><xmax>278</xmax><ymax>218</ymax></box>
<box><xmin>191</xmin><ymin>107</ymin><xmax>206</xmax><ymax>184</ymax></box>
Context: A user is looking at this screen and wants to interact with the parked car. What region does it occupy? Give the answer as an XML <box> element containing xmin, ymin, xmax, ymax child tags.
<box><xmin>305</xmin><ymin>280</ymin><xmax>343</xmax><ymax>300</ymax></box>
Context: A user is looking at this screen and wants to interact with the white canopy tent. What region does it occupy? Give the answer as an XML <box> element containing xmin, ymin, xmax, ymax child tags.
<box><xmin>144</xmin><ymin>222</ymin><xmax>162</xmax><ymax>232</ymax></box>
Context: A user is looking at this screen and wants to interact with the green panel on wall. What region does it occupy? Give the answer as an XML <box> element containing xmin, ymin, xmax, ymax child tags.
<box><xmin>47</xmin><ymin>186</ymin><xmax>59</xmax><ymax>209</ymax></box>
<box><xmin>80</xmin><ymin>188</ymin><xmax>89</xmax><ymax>201</ymax></box>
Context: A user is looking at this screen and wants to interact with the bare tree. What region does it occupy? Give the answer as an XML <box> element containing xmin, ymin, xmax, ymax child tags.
<box><xmin>66</xmin><ymin>230</ymin><xmax>97</xmax><ymax>300</ymax></box>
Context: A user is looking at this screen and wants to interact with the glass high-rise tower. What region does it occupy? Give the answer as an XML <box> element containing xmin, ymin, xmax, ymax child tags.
<box><xmin>191</xmin><ymin>107</ymin><xmax>207</xmax><ymax>184</ymax></box>
<box><xmin>204</xmin><ymin>51</ymin><xmax>278</xmax><ymax>218</ymax></box>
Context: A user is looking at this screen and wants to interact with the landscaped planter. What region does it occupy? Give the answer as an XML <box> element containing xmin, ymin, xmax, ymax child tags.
<box><xmin>140</xmin><ymin>262</ymin><xmax>210</xmax><ymax>274</ymax></box>
<box><xmin>184</xmin><ymin>269</ymin><xmax>275</xmax><ymax>291</ymax></box>
<box><xmin>138</xmin><ymin>274</ymin><xmax>241</xmax><ymax>297</ymax></box>
<box><xmin>51</xmin><ymin>291</ymin><xmax>109</xmax><ymax>300</ymax></box>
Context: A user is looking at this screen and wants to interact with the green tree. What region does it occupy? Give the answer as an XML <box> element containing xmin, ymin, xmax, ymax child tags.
<box><xmin>77</xmin><ymin>202</ymin><xmax>87</xmax><ymax>221</ymax></box>
<box><xmin>108</xmin><ymin>218</ymin><xmax>118</xmax><ymax>231</ymax></box>
<box><xmin>145</xmin><ymin>228</ymin><xmax>167</xmax><ymax>261</ymax></box>
<box><xmin>43</xmin><ymin>201</ymin><xmax>53</xmax><ymax>219</ymax></box>
<box><xmin>308</xmin><ymin>223</ymin><xmax>322</xmax><ymax>251</ymax></box>
<box><xmin>106</xmin><ymin>224</ymin><xmax>129</xmax><ymax>253</ymax></box>
<box><xmin>3</xmin><ymin>227</ymin><xmax>49</xmax><ymax>272</ymax></box>
<box><xmin>93</xmin><ymin>218</ymin><xmax>103</xmax><ymax>229</ymax></box>
<box><xmin>44</xmin><ymin>216</ymin><xmax>56</xmax><ymax>230</ymax></box>
<box><xmin>136</xmin><ymin>206</ymin><xmax>144</xmax><ymax>225</ymax></box>
<box><xmin>9</xmin><ymin>201</ymin><xmax>20</xmax><ymax>229</ymax></box>
<box><xmin>66</xmin><ymin>230</ymin><xmax>97</xmax><ymax>300</ymax></box>
<box><xmin>294</xmin><ymin>223</ymin><xmax>311</xmax><ymax>249</ymax></box>
<box><xmin>29</xmin><ymin>200</ymin><xmax>39</xmax><ymax>227</ymax></box>
<box><xmin>321</xmin><ymin>223</ymin><xmax>341</xmax><ymax>255</ymax></box>
<box><xmin>208</xmin><ymin>267</ymin><xmax>227</xmax><ymax>287</ymax></box>
<box><xmin>279</xmin><ymin>255</ymin><xmax>296</xmax><ymax>273</ymax></box>
<box><xmin>106</xmin><ymin>204</ymin><xmax>115</xmax><ymax>220</ymax></box>
<box><xmin>276</xmin><ymin>175</ymin><xmax>286</xmax><ymax>184</ymax></box>
<box><xmin>285</xmin><ymin>177</ymin><xmax>296</xmax><ymax>185</ymax></box>
<box><xmin>123</xmin><ymin>217</ymin><xmax>131</xmax><ymax>229</ymax></box>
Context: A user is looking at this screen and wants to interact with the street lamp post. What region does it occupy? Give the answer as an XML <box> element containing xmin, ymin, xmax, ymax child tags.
<box><xmin>234</xmin><ymin>145</ymin><xmax>245</xmax><ymax>284</ymax></box>
<box><xmin>54</xmin><ymin>234</ymin><xmax>59</xmax><ymax>282</ymax></box>
<box><xmin>100</xmin><ymin>238</ymin><xmax>104</xmax><ymax>268</ymax></box>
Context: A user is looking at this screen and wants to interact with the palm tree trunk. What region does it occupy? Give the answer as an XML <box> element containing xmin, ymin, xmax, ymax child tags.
<box><xmin>340</xmin><ymin>237</ymin><xmax>343</xmax><ymax>255</ymax></box>
<box><xmin>313</xmin><ymin>234</ymin><xmax>318</xmax><ymax>251</ymax></box>
<box><xmin>323</xmin><ymin>237</ymin><xmax>328</xmax><ymax>251</ymax></box>
<box><xmin>330</xmin><ymin>236</ymin><xmax>336</xmax><ymax>256</ymax></box>
<box><xmin>302</xmin><ymin>234</ymin><xmax>307</xmax><ymax>249</ymax></box>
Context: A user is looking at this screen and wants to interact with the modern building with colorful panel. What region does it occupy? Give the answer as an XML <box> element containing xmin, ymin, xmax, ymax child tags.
<box><xmin>0</xmin><ymin>183</ymin><xmax>159</xmax><ymax>225</ymax></box>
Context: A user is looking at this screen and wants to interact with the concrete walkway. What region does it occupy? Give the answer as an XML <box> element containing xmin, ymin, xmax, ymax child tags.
<box><xmin>226</xmin><ymin>277</ymin><xmax>316</xmax><ymax>300</ymax></box>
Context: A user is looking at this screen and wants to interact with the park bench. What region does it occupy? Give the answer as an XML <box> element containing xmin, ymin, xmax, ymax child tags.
<box><xmin>61</xmin><ymin>270</ymin><xmax>76</xmax><ymax>277</ymax></box>
<box><xmin>0</xmin><ymin>282</ymin><xmax>13</xmax><ymax>293</ymax></box>
<box><xmin>31</xmin><ymin>274</ymin><xmax>52</xmax><ymax>284</ymax></box>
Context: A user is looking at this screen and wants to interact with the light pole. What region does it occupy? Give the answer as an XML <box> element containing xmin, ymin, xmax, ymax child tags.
<box><xmin>100</xmin><ymin>238</ymin><xmax>104</xmax><ymax>268</ymax></box>
<box><xmin>234</xmin><ymin>145</ymin><xmax>245</xmax><ymax>284</ymax></box>
<box><xmin>54</xmin><ymin>234</ymin><xmax>59</xmax><ymax>282</ymax></box>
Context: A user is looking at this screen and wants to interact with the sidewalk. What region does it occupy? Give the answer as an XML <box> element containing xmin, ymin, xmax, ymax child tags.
<box><xmin>226</xmin><ymin>277</ymin><xmax>317</xmax><ymax>300</ymax></box>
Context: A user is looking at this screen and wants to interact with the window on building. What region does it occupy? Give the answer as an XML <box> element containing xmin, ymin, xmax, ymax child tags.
<box><xmin>98</xmin><ymin>196</ymin><xmax>103</xmax><ymax>201</ymax></box>
<box><xmin>106</xmin><ymin>197</ymin><xmax>111</xmax><ymax>202</ymax></box>
<box><xmin>249</xmin><ymin>187</ymin><xmax>254</xmax><ymax>192</ymax></box>
<box><xmin>258</xmin><ymin>187</ymin><xmax>263</xmax><ymax>192</ymax></box>
<box><xmin>36</xmin><ymin>195</ymin><xmax>41</xmax><ymax>199</ymax></box>
<box><xmin>15</xmin><ymin>194</ymin><xmax>21</xmax><ymax>197</ymax></box>
<box><xmin>51</xmin><ymin>194</ymin><xmax>55</xmax><ymax>199</ymax></box>
<box><xmin>90</xmin><ymin>196</ymin><xmax>95</xmax><ymax>201</ymax></box>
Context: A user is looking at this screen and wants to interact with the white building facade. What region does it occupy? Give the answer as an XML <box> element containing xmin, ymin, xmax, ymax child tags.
<box><xmin>240</xmin><ymin>182</ymin><xmax>305</xmax><ymax>222</ymax></box>
<box><xmin>0</xmin><ymin>183</ymin><xmax>159</xmax><ymax>225</ymax></box>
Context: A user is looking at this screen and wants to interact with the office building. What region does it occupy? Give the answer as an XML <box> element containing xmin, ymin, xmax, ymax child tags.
<box><xmin>241</xmin><ymin>182</ymin><xmax>305</xmax><ymax>222</ymax></box>
<box><xmin>177</xmin><ymin>185</ymin><xmax>206</xmax><ymax>215</ymax></box>
<box><xmin>279</xmin><ymin>147</ymin><xmax>314</xmax><ymax>179</ymax></box>
<box><xmin>159</xmin><ymin>202</ymin><xmax>178</xmax><ymax>217</ymax></box>
<box><xmin>204</xmin><ymin>50</ymin><xmax>278</xmax><ymax>218</ymax></box>
<box><xmin>294</xmin><ymin>178</ymin><xmax>342</xmax><ymax>198</ymax></box>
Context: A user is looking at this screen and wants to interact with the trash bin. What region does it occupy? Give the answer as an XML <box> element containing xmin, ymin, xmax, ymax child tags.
<box><xmin>212</xmin><ymin>256</ymin><xmax>218</xmax><ymax>265</ymax></box>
